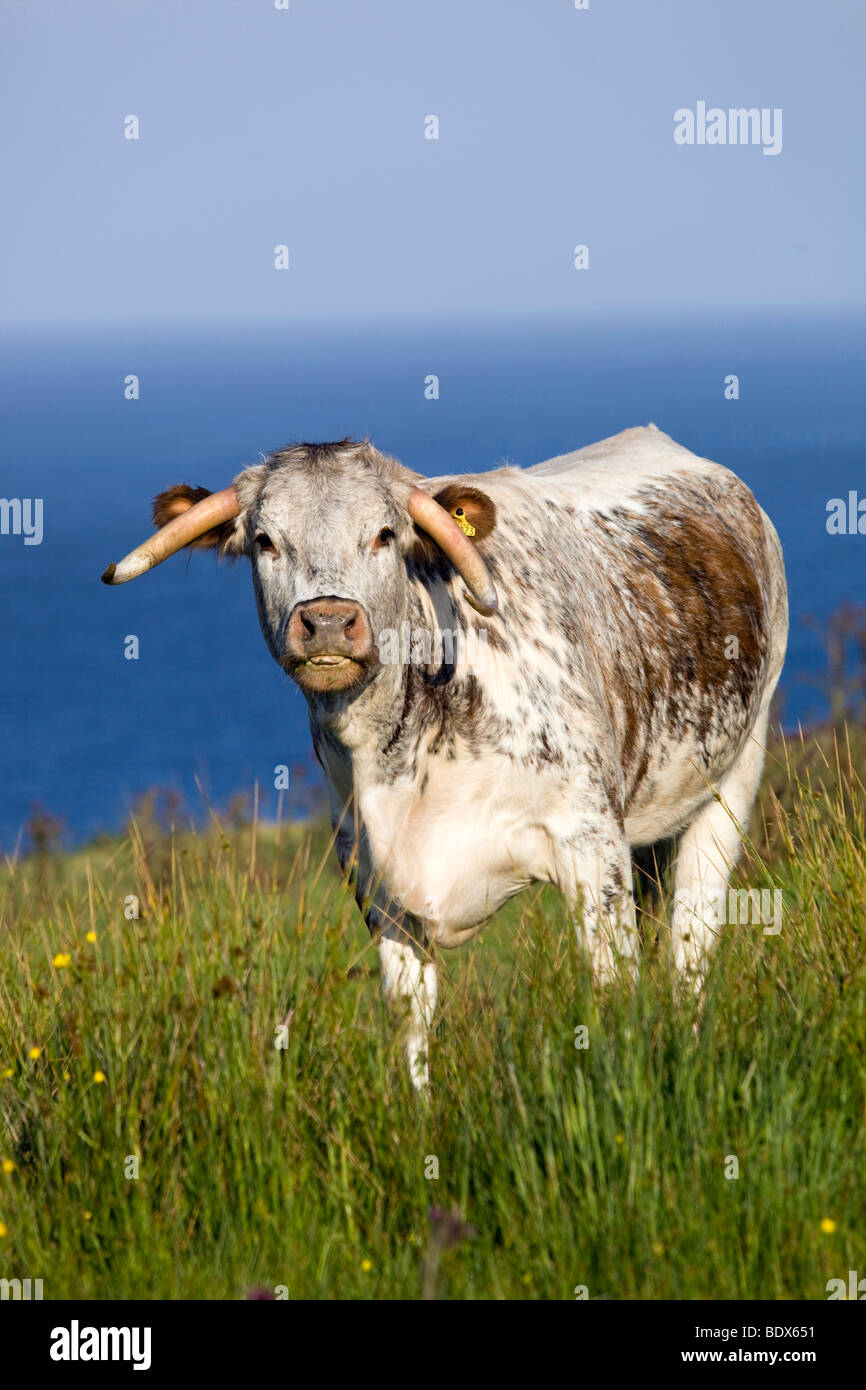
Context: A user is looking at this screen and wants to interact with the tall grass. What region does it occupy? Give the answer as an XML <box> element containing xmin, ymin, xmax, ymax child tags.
<box><xmin>0</xmin><ymin>727</ymin><xmax>864</xmax><ymax>1299</ymax></box>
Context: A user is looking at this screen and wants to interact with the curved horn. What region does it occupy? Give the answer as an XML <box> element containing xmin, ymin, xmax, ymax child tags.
<box><xmin>407</xmin><ymin>487</ymin><xmax>498</xmax><ymax>615</ymax></box>
<box><xmin>101</xmin><ymin>485</ymin><xmax>241</xmax><ymax>585</ymax></box>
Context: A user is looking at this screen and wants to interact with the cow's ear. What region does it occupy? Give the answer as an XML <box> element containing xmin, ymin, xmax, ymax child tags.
<box><xmin>432</xmin><ymin>484</ymin><xmax>497</xmax><ymax>542</ymax></box>
<box><xmin>152</xmin><ymin>484</ymin><xmax>238</xmax><ymax>551</ymax></box>
<box><xmin>404</xmin><ymin>482</ymin><xmax>497</xmax><ymax>566</ymax></box>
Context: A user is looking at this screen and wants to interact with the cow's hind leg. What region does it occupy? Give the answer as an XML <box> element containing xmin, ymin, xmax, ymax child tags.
<box><xmin>670</xmin><ymin>709</ymin><xmax>770</xmax><ymax>982</ymax></box>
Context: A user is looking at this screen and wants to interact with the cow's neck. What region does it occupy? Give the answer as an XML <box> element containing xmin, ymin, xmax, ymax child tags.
<box><xmin>308</xmin><ymin>578</ymin><xmax>485</xmax><ymax>790</ymax></box>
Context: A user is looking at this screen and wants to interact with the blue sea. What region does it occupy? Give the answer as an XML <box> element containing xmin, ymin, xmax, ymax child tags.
<box><xmin>1</xmin><ymin>313</ymin><xmax>863</xmax><ymax>849</ymax></box>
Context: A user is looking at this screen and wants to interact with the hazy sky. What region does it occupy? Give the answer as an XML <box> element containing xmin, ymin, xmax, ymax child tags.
<box><xmin>2</xmin><ymin>0</ymin><xmax>863</xmax><ymax>327</ymax></box>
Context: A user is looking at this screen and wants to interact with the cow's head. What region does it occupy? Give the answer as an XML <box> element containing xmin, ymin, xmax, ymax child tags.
<box><xmin>102</xmin><ymin>440</ymin><xmax>498</xmax><ymax>699</ymax></box>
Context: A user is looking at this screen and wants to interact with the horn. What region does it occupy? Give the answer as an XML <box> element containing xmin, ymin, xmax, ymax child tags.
<box><xmin>407</xmin><ymin>487</ymin><xmax>498</xmax><ymax>615</ymax></box>
<box><xmin>101</xmin><ymin>485</ymin><xmax>241</xmax><ymax>585</ymax></box>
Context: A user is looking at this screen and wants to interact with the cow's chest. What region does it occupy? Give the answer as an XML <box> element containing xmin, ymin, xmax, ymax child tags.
<box><xmin>357</xmin><ymin>753</ymin><xmax>557</xmax><ymax>944</ymax></box>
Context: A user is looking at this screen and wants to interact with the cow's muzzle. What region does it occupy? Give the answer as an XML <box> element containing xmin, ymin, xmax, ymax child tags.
<box><xmin>284</xmin><ymin>597</ymin><xmax>375</xmax><ymax>694</ymax></box>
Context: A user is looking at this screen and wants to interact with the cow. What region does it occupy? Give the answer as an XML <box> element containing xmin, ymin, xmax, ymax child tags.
<box><xmin>102</xmin><ymin>425</ymin><xmax>788</xmax><ymax>1089</ymax></box>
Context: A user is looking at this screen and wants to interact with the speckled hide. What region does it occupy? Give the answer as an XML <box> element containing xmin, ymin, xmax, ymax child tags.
<box><xmin>155</xmin><ymin>425</ymin><xmax>789</xmax><ymax>1089</ymax></box>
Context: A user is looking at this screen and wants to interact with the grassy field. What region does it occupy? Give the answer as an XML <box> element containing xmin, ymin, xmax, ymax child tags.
<box><xmin>0</xmin><ymin>725</ymin><xmax>864</xmax><ymax>1300</ymax></box>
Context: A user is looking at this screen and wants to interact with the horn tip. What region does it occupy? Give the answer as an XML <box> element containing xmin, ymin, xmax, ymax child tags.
<box><xmin>101</xmin><ymin>563</ymin><xmax>118</xmax><ymax>585</ymax></box>
<box><xmin>466</xmin><ymin>590</ymin><xmax>498</xmax><ymax>617</ymax></box>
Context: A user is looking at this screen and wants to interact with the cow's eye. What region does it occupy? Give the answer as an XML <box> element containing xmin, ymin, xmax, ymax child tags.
<box><xmin>254</xmin><ymin>533</ymin><xmax>276</xmax><ymax>555</ymax></box>
<box><xmin>375</xmin><ymin>527</ymin><xmax>395</xmax><ymax>547</ymax></box>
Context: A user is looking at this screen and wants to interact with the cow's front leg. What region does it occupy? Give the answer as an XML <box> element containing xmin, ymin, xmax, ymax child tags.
<box><xmin>559</xmin><ymin>821</ymin><xmax>639</xmax><ymax>984</ymax></box>
<box><xmin>339</xmin><ymin>827</ymin><xmax>439</xmax><ymax>1092</ymax></box>
<box><xmin>375</xmin><ymin>918</ymin><xmax>438</xmax><ymax>1092</ymax></box>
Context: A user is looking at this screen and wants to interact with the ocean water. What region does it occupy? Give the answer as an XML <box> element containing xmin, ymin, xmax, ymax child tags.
<box><xmin>1</xmin><ymin>313</ymin><xmax>863</xmax><ymax>849</ymax></box>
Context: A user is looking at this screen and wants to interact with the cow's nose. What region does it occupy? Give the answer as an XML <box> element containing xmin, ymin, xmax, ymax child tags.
<box><xmin>285</xmin><ymin>597</ymin><xmax>373</xmax><ymax>663</ymax></box>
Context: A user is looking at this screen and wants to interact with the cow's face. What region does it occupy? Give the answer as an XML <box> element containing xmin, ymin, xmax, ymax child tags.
<box><xmin>243</xmin><ymin>448</ymin><xmax>418</xmax><ymax>696</ymax></box>
<box><xmin>128</xmin><ymin>441</ymin><xmax>498</xmax><ymax>703</ymax></box>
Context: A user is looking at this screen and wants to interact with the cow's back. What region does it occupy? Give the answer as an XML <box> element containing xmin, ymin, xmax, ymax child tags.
<box><xmin>429</xmin><ymin>424</ymin><xmax>787</xmax><ymax>842</ymax></box>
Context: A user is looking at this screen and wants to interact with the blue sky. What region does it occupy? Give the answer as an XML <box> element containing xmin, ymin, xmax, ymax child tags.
<box><xmin>1</xmin><ymin>0</ymin><xmax>863</xmax><ymax>326</ymax></box>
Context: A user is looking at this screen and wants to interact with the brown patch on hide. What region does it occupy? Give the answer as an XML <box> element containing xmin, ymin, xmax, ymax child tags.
<box><xmin>598</xmin><ymin>485</ymin><xmax>770</xmax><ymax>798</ymax></box>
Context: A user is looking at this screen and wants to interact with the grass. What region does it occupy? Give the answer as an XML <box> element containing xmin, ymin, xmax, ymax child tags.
<box><xmin>0</xmin><ymin>725</ymin><xmax>864</xmax><ymax>1300</ymax></box>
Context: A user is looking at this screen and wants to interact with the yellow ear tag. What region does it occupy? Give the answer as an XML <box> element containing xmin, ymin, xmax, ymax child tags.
<box><xmin>453</xmin><ymin>507</ymin><xmax>476</xmax><ymax>538</ymax></box>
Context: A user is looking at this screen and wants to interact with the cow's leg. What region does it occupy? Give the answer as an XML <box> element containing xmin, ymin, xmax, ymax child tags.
<box><xmin>670</xmin><ymin>710</ymin><xmax>770</xmax><ymax>982</ymax></box>
<box><xmin>376</xmin><ymin>924</ymin><xmax>438</xmax><ymax>1092</ymax></box>
<box><xmin>559</xmin><ymin>820</ymin><xmax>639</xmax><ymax>983</ymax></box>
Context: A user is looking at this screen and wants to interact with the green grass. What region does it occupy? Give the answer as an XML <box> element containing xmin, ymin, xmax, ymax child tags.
<box><xmin>0</xmin><ymin>726</ymin><xmax>864</xmax><ymax>1300</ymax></box>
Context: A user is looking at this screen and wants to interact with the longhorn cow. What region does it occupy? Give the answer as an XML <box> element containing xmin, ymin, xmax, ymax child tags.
<box><xmin>102</xmin><ymin>426</ymin><xmax>788</xmax><ymax>1088</ymax></box>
